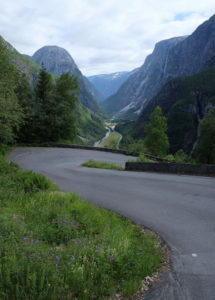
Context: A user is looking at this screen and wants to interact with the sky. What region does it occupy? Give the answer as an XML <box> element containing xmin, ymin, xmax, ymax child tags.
<box><xmin>0</xmin><ymin>0</ymin><xmax>214</xmax><ymax>76</ymax></box>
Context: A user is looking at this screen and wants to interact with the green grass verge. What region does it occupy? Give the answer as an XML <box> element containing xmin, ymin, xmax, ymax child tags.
<box><xmin>82</xmin><ymin>159</ymin><xmax>124</xmax><ymax>171</ymax></box>
<box><xmin>99</xmin><ymin>131</ymin><xmax>121</xmax><ymax>149</ymax></box>
<box><xmin>0</xmin><ymin>154</ymin><xmax>162</xmax><ymax>299</ymax></box>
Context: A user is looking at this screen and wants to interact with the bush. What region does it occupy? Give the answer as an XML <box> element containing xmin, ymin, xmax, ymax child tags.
<box><xmin>165</xmin><ymin>154</ymin><xmax>175</xmax><ymax>162</ymax></box>
<box><xmin>174</xmin><ymin>149</ymin><xmax>192</xmax><ymax>164</ymax></box>
<box><xmin>12</xmin><ymin>170</ymin><xmax>54</xmax><ymax>193</ymax></box>
<box><xmin>139</xmin><ymin>154</ymin><xmax>153</xmax><ymax>163</ymax></box>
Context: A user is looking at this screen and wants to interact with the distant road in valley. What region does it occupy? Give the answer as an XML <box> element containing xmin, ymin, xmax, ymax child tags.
<box><xmin>9</xmin><ymin>147</ymin><xmax>215</xmax><ymax>300</ymax></box>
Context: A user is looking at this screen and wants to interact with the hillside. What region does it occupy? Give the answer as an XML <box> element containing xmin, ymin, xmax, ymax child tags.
<box><xmin>118</xmin><ymin>67</ymin><xmax>215</xmax><ymax>154</ymax></box>
<box><xmin>0</xmin><ymin>36</ymin><xmax>39</xmax><ymax>85</ymax></box>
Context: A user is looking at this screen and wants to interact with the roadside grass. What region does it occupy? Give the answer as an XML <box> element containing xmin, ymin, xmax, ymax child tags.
<box><xmin>0</xmin><ymin>153</ymin><xmax>163</xmax><ymax>299</ymax></box>
<box><xmin>99</xmin><ymin>131</ymin><xmax>121</xmax><ymax>149</ymax></box>
<box><xmin>127</xmin><ymin>154</ymin><xmax>154</xmax><ymax>163</ymax></box>
<box><xmin>82</xmin><ymin>159</ymin><xmax>124</xmax><ymax>171</ymax></box>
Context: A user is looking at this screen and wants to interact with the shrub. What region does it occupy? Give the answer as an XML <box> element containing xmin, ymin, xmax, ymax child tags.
<box><xmin>12</xmin><ymin>170</ymin><xmax>54</xmax><ymax>193</ymax></box>
<box><xmin>139</xmin><ymin>154</ymin><xmax>153</xmax><ymax>163</ymax></box>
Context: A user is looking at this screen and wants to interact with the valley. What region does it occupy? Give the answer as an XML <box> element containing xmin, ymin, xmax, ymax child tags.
<box><xmin>1</xmin><ymin>9</ymin><xmax>215</xmax><ymax>300</ymax></box>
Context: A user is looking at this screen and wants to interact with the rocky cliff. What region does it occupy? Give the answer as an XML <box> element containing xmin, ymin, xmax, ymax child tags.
<box><xmin>102</xmin><ymin>36</ymin><xmax>186</xmax><ymax>117</ymax></box>
<box><xmin>103</xmin><ymin>14</ymin><xmax>215</xmax><ymax>119</ymax></box>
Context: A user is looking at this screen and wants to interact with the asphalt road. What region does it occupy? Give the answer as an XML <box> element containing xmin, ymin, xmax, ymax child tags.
<box><xmin>9</xmin><ymin>147</ymin><xmax>215</xmax><ymax>300</ymax></box>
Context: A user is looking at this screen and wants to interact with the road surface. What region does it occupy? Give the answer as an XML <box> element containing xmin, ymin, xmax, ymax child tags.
<box><xmin>9</xmin><ymin>147</ymin><xmax>215</xmax><ymax>300</ymax></box>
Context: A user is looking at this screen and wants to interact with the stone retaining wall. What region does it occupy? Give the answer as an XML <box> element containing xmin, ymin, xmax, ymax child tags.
<box><xmin>125</xmin><ymin>162</ymin><xmax>215</xmax><ymax>176</ymax></box>
<box><xmin>50</xmin><ymin>143</ymin><xmax>138</xmax><ymax>156</ymax></box>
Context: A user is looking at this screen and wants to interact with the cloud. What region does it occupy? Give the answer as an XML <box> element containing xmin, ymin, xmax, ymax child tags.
<box><xmin>0</xmin><ymin>0</ymin><xmax>214</xmax><ymax>75</ymax></box>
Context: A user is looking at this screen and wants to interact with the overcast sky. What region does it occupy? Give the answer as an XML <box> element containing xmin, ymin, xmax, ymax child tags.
<box><xmin>0</xmin><ymin>0</ymin><xmax>214</xmax><ymax>76</ymax></box>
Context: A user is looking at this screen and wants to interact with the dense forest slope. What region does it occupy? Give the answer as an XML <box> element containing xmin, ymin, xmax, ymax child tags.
<box><xmin>117</xmin><ymin>67</ymin><xmax>215</xmax><ymax>154</ymax></box>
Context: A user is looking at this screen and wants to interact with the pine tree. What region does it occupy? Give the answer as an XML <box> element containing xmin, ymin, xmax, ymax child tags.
<box><xmin>144</xmin><ymin>106</ymin><xmax>169</xmax><ymax>157</ymax></box>
<box><xmin>33</xmin><ymin>68</ymin><xmax>78</xmax><ymax>142</ymax></box>
<box><xmin>53</xmin><ymin>73</ymin><xmax>78</xmax><ymax>141</ymax></box>
<box><xmin>196</xmin><ymin>107</ymin><xmax>215</xmax><ymax>164</ymax></box>
<box><xmin>33</xmin><ymin>64</ymin><xmax>54</xmax><ymax>141</ymax></box>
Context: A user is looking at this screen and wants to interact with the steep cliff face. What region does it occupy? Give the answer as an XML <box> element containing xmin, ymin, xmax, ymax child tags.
<box><xmin>132</xmin><ymin>67</ymin><xmax>215</xmax><ymax>153</ymax></box>
<box><xmin>103</xmin><ymin>14</ymin><xmax>215</xmax><ymax>119</ymax></box>
<box><xmin>164</xmin><ymin>14</ymin><xmax>215</xmax><ymax>78</ymax></box>
<box><xmin>31</xmin><ymin>46</ymin><xmax>103</xmax><ymax>115</ymax></box>
<box><xmin>102</xmin><ymin>36</ymin><xmax>187</xmax><ymax>117</ymax></box>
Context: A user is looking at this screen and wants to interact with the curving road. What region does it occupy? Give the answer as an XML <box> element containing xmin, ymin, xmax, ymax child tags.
<box><xmin>9</xmin><ymin>147</ymin><xmax>215</xmax><ymax>300</ymax></box>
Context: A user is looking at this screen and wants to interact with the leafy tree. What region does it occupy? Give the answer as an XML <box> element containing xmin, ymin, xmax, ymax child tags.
<box><xmin>0</xmin><ymin>39</ymin><xmax>23</xmax><ymax>145</ymax></box>
<box><xmin>196</xmin><ymin>107</ymin><xmax>215</xmax><ymax>164</ymax></box>
<box><xmin>144</xmin><ymin>106</ymin><xmax>169</xmax><ymax>157</ymax></box>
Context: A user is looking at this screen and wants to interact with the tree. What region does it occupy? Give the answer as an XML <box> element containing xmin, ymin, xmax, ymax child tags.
<box><xmin>14</xmin><ymin>73</ymin><xmax>34</xmax><ymax>142</ymax></box>
<box><xmin>0</xmin><ymin>39</ymin><xmax>23</xmax><ymax>145</ymax></box>
<box><xmin>53</xmin><ymin>73</ymin><xmax>78</xmax><ymax>141</ymax></box>
<box><xmin>196</xmin><ymin>107</ymin><xmax>215</xmax><ymax>164</ymax></box>
<box><xmin>33</xmin><ymin>64</ymin><xmax>54</xmax><ymax>141</ymax></box>
<box><xmin>33</xmin><ymin>67</ymin><xmax>78</xmax><ymax>142</ymax></box>
<box><xmin>144</xmin><ymin>106</ymin><xmax>169</xmax><ymax>157</ymax></box>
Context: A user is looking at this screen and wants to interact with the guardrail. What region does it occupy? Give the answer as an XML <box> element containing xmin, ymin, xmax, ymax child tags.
<box><xmin>49</xmin><ymin>143</ymin><xmax>168</xmax><ymax>162</ymax></box>
<box><xmin>125</xmin><ymin>162</ymin><xmax>215</xmax><ymax>176</ymax></box>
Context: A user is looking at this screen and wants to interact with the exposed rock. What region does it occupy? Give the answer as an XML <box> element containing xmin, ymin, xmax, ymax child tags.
<box><xmin>103</xmin><ymin>14</ymin><xmax>215</xmax><ymax>119</ymax></box>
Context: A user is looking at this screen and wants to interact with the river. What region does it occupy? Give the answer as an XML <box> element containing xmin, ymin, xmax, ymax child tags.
<box><xmin>93</xmin><ymin>127</ymin><xmax>111</xmax><ymax>147</ymax></box>
<box><xmin>93</xmin><ymin>126</ymin><xmax>122</xmax><ymax>149</ymax></box>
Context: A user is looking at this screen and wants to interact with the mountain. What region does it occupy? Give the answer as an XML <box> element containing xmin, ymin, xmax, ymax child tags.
<box><xmin>88</xmin><ymin>70</ymin><xmax>138</xmax><ymax>101</ymax></box>
<box><xmin>117</xmin><ymin>67</ymin><xmax>215</xmax><ymax>154</ymax></box>
<box><xmin>103</xmin><ymin>14</ymin><xmax>215</xmax><ymax>119</ymax></box>
<box><xmin>31</xmin><ymin>46</ymin><xmax>103</xmax><ymax>115</ymax></box>
<box><xmin>0</xmin><ymin>37</ymin><xmax>106</xmax><ymax>144</ymax></box>
<box><xmin>102</xmin><ymin>36</ymin><xmax>187</xmax><ymax>118</ymax></box>
<box><xmin>83</xmin><ymin>76</ymin><xmax>104</xmax><ymax>103</ymax></box>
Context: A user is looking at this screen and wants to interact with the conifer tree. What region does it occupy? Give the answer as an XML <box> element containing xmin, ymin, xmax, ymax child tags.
<box><xmin>33</xmin><ymin>67</ymin><xmax>78</xmax><ymax>142</ymax></box>
<box><xmin>33</xmin><ymin>64</ymin><xmax>54</xmax><ymax>141</ymax></box>
<box><xmin>53</xmin><ymin>73</ymin><xmax>78</xmax><ymax>141</ymax></box>
<box><xmin>144</xmin><ymin>106</ymin><xmax>169</xmax><ymax>157</ymax></box>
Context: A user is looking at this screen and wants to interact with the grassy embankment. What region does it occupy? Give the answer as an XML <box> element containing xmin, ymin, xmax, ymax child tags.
<box><xmin>82</xmin><ymin>160</ymin><xmax>124</xmax><ymax>171</ymax></box>
<box><xmin>0</xmin><ymin>150</ymin><xmax>162</xmax><ymax>299</ymax></box>
<box><xmin>99</xmin><ymin>131</ymin><xmax>121</xmax><ymax>149</ymax></box>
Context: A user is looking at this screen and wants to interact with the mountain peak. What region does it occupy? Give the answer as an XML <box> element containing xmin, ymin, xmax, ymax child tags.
<box><xmin>31</xmin><ymin>45</ymin><xmax>78</xmax><ymax>76</ymax></box>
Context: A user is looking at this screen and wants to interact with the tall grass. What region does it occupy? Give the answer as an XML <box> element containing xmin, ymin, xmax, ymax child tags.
<box><xmin>82</xmin><ymin>159</ymin><xmax>124</xmax><ymax>171</ymax></box>
<box><xmin>0</xmin><ymin>153</ymin><xmax>162</xmax><ymax>299</ymax></box>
